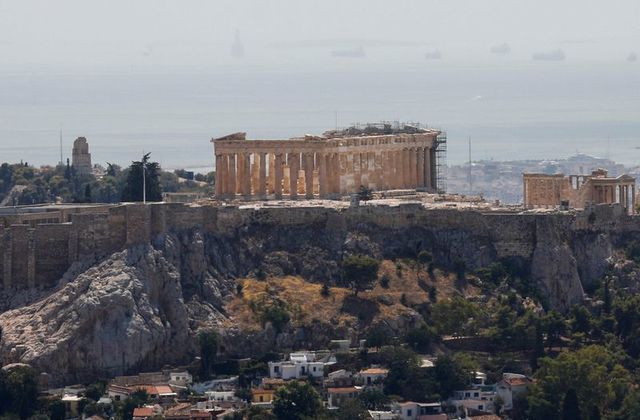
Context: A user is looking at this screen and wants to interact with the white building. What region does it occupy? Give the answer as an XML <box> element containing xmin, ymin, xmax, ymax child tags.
<box><xmin>169</xmin><ymin>371</ymin><xmax>193</xmax><ymax>386</ymax></box>
<box><xmin>268</xmin><ymin>351</ymin><xmax>328</xmax><ymax>379</ymax></box>
<box><xmin>496</xmin><ymin>373</ymin><xmax>533</xmax><ymax>410</ymax></box>
<box><xmin>397</xmin><ymin>402</ymin><xmax>444</xmax><ymax>420</ymax></box>
<box><xmin>357</xmin><ymin>367</ymin><xmax>389</xmax><ymax>388</ymax></box>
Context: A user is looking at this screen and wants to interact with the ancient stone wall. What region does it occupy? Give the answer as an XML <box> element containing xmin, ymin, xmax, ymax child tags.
<box><xmin>0</xmin><ymin>201</ymin><xmax>637</xmax><ymax>294</ymax></box>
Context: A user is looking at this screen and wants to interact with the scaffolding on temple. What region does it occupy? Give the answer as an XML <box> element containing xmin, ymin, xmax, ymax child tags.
<box><xmin>435</xmin><ymin>131</ymin><xmax>447</xmax><ymax>193</ymax></box>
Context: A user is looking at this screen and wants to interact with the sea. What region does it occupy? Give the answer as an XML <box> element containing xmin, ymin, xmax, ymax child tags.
<box><xmin>1</xmin><ymin>60</ymin><xmax>639</xmax><ymax>173</ymax></box>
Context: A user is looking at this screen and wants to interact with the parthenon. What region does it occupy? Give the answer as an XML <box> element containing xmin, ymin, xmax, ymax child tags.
<box><xmin>212</xmin><ymin>124</ymin><xmax>444</xmax><ymax>199</ymax></box>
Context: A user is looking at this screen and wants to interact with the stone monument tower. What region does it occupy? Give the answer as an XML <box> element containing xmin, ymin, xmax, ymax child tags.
<box><xmin>72</xmin><ymin>137</ymin><xmax>92</xmax><ymax>175</ymax></box>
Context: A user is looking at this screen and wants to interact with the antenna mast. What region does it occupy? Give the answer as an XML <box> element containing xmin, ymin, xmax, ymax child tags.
<box><xmin>468</xmin><ymin>136</ymin><xmax>472</xmax><ymax>195</ymax></box>
<box><xmin>59</xmin><ymin>128</ymin><xmax>63</xmax><ymax>166</ymax></box>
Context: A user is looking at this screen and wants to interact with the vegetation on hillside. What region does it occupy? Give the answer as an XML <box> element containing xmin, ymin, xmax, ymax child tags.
<box><xmin>0</xmin><ymin>157</ymin><xmax>213</xmax><ymax>206</ymax></box>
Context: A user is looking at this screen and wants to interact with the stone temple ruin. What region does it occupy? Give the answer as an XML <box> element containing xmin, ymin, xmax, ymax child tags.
<box><xmin>71</xmin><ymin>137</ymin><xmax>92</xmax><ymax>176</ymax></box>
<box><xmin>212</xmin><ymin>123</ymin><xmax>446</xmax><ymax>199</ymax></box>
<box><xmin>523</xmin><ymin>168</ymin><xmax>636</xmax><ymax>213</ymax></box>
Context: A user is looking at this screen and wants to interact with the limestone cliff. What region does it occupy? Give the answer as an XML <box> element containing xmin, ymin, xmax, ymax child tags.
<box><xmin>0</xmin><ymin>204</ymin><xmax>630</xmax><ymax>384</ymax></box>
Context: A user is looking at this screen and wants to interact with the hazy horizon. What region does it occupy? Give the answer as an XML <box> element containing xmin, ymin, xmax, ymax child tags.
<box><xmin>1</xmin><ymin>1</ymin><xmax>639</xmax><ymax>171</ymax></box>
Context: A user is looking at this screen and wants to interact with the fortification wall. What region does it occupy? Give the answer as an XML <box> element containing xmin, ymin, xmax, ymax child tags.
<box><xmin>0</xmin><ymin>201</ymin><xmax>635</xmax><ymax>292</ymax></box>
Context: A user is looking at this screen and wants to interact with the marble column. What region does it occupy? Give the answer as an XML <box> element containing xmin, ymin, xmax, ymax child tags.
<box><xmin>429</xmin><ymin>147</ymin><xmax>437</xmax><ymax>191</ymax></box>
<box><xmin>393</xmin><ymin>150</ymin><xmax>402</xmax><ymax>189</ymax></box>
<box><xmin>331</xmin><ymin>153</ymin><xmax>340</xmax><ymax>194</ymax></box>
<box><xmin>318</xmin><ymin>154</ymin><xmax>328</xmax><ymax>197</ymax></box>
<box><xmin>215</xmin><ymin>154</ymin><xmax>225</xmax><ymax>196</ymax></box>
<box><xmin>268</xmin><ymin>154</ymin><xmax>276</xmax><ymax>194</ymax></box>
<box><xmin>242</xmin><ymin>153</ymin><xmax>251</xmax><ymax>196</ymax></box>
<box><xmin>409</xmin><ymin>148</ymin><xmax>418</xmax><ymax>188</ymax></box>
<box><xmin>288</xmin><ymin>152</ymin><xmax>300</xmax><ymax>199</ymax></box>
<box><xmin>424</xmin><ymin>148</ymin><xmax>432</xmax><ymax>190</ymax></box>
<box><xmin>416</xmin><ymin>148</ymin><xmax>425</xmax><ymax>187</ymax></box>
<box><xmin>258</xmin><ymin>152</ymin><xmax>267</xmax><ymax>197</ymax></box>
<box><xmin>304</xmin><ymin>153</ymin><xmax>314</xmax><ymax>198</ymax></box>
<box><xmin>274</xmin><ymin>153</ymin><xmax>283</xmax><ymax>199</ymax></box>
<box><xmin>353</xmin><ymin>153</ymin><xmax>362</xmax><ymax>189</ymax></box>
<box><xmin>227</xmin><ymin>153</ymin><xmax>236</xmax><ymax>198</ymax></box>
<box><xmin>402</xmin><ymin>149</ymin><xmax>411</xmax><ymax>188</ymax></box>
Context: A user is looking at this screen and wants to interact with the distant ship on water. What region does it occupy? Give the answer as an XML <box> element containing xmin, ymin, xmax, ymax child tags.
<box><xmin>424</xmin><ymin>50</ymin><xmax>442</xmax><ymax>60</ymax></box>
<box><xmin>532</xmin><ymin>49</ymin><xmax>565</xmax><ymax>61</ymax></box>
<box><xmin>231</xmin><ymin>29</ymin><xmax>244</xmax><ymax>59</ymax></box>
<box><xmin>490</xmin><ymin>43</ymin><xmax>511</xmax><ymax>55</ymax></box>
<box><xmin>331</xmin><ymin>45</ymin><xmax>365</xmax><ymax>58</ymax></box>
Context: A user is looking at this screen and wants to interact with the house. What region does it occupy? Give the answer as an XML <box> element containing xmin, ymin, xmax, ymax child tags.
<box><xmin>327</xmin><ymin>387</ymin><xmax>362</xmax><ymax>409</ymax></box>
<box><xmin>132</xmin><ymin>406</ymin><xmax>156</xmax><ymax>420</ymax></box>
<box><xmin>169</xmin><ymin>371</ymin><xmax>193</xmax><ymax>386</ymax></box>
<box><xmin>496</xmin><ymin>373</ymin><xmax>533</xmax><ymax>410</ymax></box>
<box><xmin>358</xmin><ymin>367</ymin><xmax>389</xmax><ymax>387</ymax></box>
<box><xmin>367</xmin><ymin>410</ymin><xmax>397</xmax><ymax>419</ymax></box>
<box><xmin>269</xmin><ymin>352</ymin><xmax>327</xmax><ymax>379</ymax></box>
<box><xmin>107</xmin><ymin>384</ymin><xmax>131</xmax><ymax>401</ymax></box>
<box><xmin>205</xmin><ymin>390</ymin><xmax>239</xmax><ymax>403</ymax></box>
<box><xmin>449</xmin><ymin>372</ymin><xmax>496</xmax><ymax>416</ymax></box>
<box><xmin>324</xmin><ymin>369</ymin><xmax>354</xmax><ymax>388</ymax></box>
<box><xmin>251</xmin><ymin>388</ymin><xmax>276</xmax><ymax>407</ymax></box>
<box><xmin>397</xmin><ymin>402</ymin><xmax>443</xmax><ymax>420</ymax></box>
<box><xmin>61</xmin><ymin>394</ymin><xmax>82</xmax><ymax>419</ymax></box>
<box><xmin>164</xmin><ymin>402</ymin><xmax>212</xmax><ymax>420</ymax></box>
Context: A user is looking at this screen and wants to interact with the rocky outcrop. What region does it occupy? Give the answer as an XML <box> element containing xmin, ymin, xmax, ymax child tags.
<box><xmin>0</xmin><ymin>206</ymin><xmax>626</xmax><ymax>384</ymax></box>
<box><xmin>0</xmin><ymin>245</ymin><xmax>199</xmax><ymax>384</ymax></box>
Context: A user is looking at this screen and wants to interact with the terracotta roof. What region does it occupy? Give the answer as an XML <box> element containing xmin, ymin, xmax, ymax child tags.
<box><xmin>155</xmin><ymin>385</ymin><xmax>176</xmax><ymax>394</ymax></box>
<box><xmin>469</xmin><ymin>415</ymin><xmax>501</xmax><ymax>420</ymax></box>
<box><xmin>165</xmin><ymin>402</ymin><xmax>192</xmax><ymax>416</ymax></box>
<box><xmin>132</xmin><ymin>385</ymin><xmax>159</xmax><ymax>395</ymax></box>
<box><xmin>252</xmin><ymin>388</ymin><xmax>275</xmax><ymax>394</ymax></box>
<box><xmin>503</xmin><ymin>377</ymin><xmax>532</xmax><ymax>387</ymax></box>
<box><xmin>360</xmin><ymin>368</ymin><xmax>389</xmax><ymax>375</ymax></box>
<box><xmin>327</xmin><ymin>387</ymin><xmax>361</xmax><ymax>394</ymax></box>
<box><xmin>132</xmin><ymin>407</ymin><xmax>154</xmax><ymax>418</ymax></box>
<box><xmin>108</xmin><ymin>384</ymin><xmax>131</xmax><ymax>394</ymax></box>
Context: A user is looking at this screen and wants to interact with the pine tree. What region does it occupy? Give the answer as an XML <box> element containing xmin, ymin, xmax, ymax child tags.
<box><xmin>562</xmin><ymin>388</ymin><xmax>581</xmax><ymax>420</ymax></box>
<box><xmin>121</xmin><ymin>153</ymin><xmax>163</xmax><ymax>202</ymax></box>
<box><xmin>84</xmin><ymin>184</ymin><xmax>92</xmax><ymax>203</ymax></box>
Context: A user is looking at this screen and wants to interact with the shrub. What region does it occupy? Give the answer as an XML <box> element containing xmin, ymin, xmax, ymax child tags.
<box><xmin>380</xmin><ymin>274</ymin><xmax>390</xmax><ymax>289</ymax></box>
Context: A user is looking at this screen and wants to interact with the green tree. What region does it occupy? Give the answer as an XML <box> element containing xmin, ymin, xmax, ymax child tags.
<box><xmin>562</xmin><ymin>389</ymin><xmax>582</xmax><ymax>420</ymax></box>
<box><xmin>121</xmin><ymin>153</ymin><xmax>163</xmax><ymax>202</ymax></box>
<box><xmin>405</xmin><ymin>323</ymin><xmax>436</xmax><ymax>353</ymax></box>
<box><xmin>198</xmin><ymin>330</ymin><xmax>219</xmax><ymax>380</ymax></box>
<box><xmin>366</xmin><ymin>327</ymin><xmax>390</xmax><ymax>350</ymax></box>
<box><xmin>272</xmin><ymin>381</ymin><xmax>323</xmax><ymax>420</ymax></box>
<box><xmin>342</xmin><ymin>255</ymin><xmax>380</xmax><ymax>296</ymax></box>
<box><xmin>357</xmin><ymin>185</ymin><xmax>373</xmax><ymax>202</ymax></box>
<box><xmin>48</xmin><ymin>400</ymin><xmax>66</xmax><ymax>420</ymax></box>
<box><xmin>433</xmin><ymin>354</ymin><xmax>475</xmax><ymax>399</ymax></box>
<box><xmin>527</xmin><ymin>345</ymin><xmax>631</xmax><ymax>419</ymax></box>
<box><xmin>0</xmin><ymin>365</ymin><xmax>39</xmax><ymax>419</ymax></box>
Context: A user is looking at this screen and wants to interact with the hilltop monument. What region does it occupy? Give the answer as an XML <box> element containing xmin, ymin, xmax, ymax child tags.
<box><xmin>72</xmin><ymin>137</ymin><xmax>92</xmax><ymax>175</ymax></box>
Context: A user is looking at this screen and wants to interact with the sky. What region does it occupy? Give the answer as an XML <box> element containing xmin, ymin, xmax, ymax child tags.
<box><xmin>0</xmin><ymin>0</ymin><xmax>638</xmax><ymax>70</ymax></box>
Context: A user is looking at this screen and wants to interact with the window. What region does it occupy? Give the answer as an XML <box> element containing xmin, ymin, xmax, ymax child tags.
<box><xmin>474</xmin><ymin>392</ymin><xmax>479</xmax><ymax>398</ymax></box>
<box><xmin>479</xmin><ymin>405</ymin><xmax>484</xmax><ymax>411</ymax></box>
<box><xmin>259</xmin><ymin>396</ymin><xmax>264</xmax><ymax>402</ymax></box>
<box><xmin>274</xmin><ymin>366</ymin><xmax>279</xmax><ymax>373</ymax></box>
<box><xmin>313</xmin><ymin>367</ymin><xmax>316</xmax><ymax>372</ymax></box>
<box><xmin>407</xmin><ymin>409</ymin><xmax>413</xmax><ymax>416</ymax></box>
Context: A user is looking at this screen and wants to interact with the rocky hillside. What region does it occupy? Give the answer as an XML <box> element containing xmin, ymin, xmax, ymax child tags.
<box><xmin>0</xmin><ymin>206</ymin><xmax>632</xmax><ymax>384</ymax></box>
